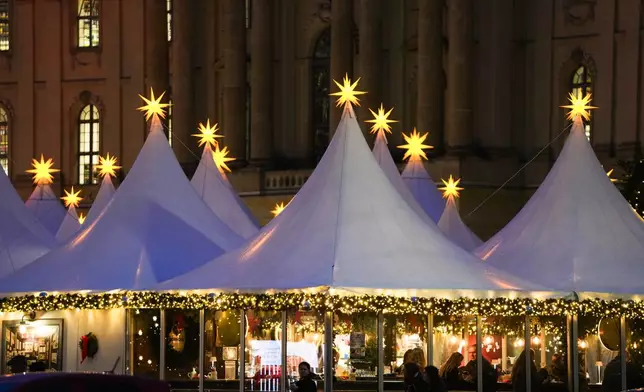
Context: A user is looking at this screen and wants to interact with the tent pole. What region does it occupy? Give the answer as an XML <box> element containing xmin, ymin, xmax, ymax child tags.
<box><xmin>240</xmin><ymin>310</ymin><xmax>246</xmax><ymax>392</ymax></box>
<box><xmin>281</xmin><ymin>311</ymin><xmax>288</xmax><ymax>392</ymax></box>
<box><xmin>524</xmin><ymin>315</ymin><xmax>531</xmax><ymax>392</ymax></box>
<box><xmin>377</xmin><ymin>313</ymin><xmax>384</xmax><ymax>392</ymax></box>
<box><xmin>124</xmin><ymin>309</ymin><xmax>132</xmax><ymax>375</ymax></box>
<box><xmin>571</xmin><ymin>315</ymin><xmax>579</xmax><ymax>392</ymax></box>
<box><xmin>566</xmin><ymin>316</ymin><xmax>573</xmax><ymax>391</ymax></box>
<box><xmin>476</xmin><ymin>316</ymin><xmax>482</xmax><ymax>392</ymax></box>
<box><xmin>160</xmin><ymin>310</ymin><xmax>166</xmax><ymax>380</ymax></box>
<box><xmin>324</xmin><ymin>312</ymin><xmax>333</xmax><ymax>392</ymax></box>
<box><xmin>427</xmin><ymin>314</ymin><xmax>434</xmax><ymax>367</ymax></box>
<box><xmin>199</xmin><ymin>310</ymin><xmax>205</xmax><ymax>392</ymax></box>
<box><xmin>620</xmin><ymin>316</ymin><xmax>627</xmax><ymax>390</ymax></box>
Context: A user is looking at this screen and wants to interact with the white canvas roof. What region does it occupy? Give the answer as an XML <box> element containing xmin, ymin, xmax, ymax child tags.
<box><xmin>401</xmin><ymin>158</ymin><xmax>445</xmax><ymax>222</ymax></box>
<box><xmin>191</xmin><ymin>145</ymin><xmax>259</xmax><ymax>239</ymax></box>
<box><xmin>0</xmin><ymin>117</ymin><xmax>244</xmax><ymax>293</ymax></box>
<box><xmin>0</xmin><ymin>164</ymin><xmax>55</xmax><ymax>277</ymax></box>
<box><xmin>160</xmin><ymin>108</ymin><xmax>553</xmax><ymax>298</ymax></box>
<box><xmin>85</xmin><ymin>175</ymin><xmax>116</xmax><ymax>226</ymax></box>
<box><xmin>475</xmin><ymin>117</ymin><xmax>644</xmax><ymax>297</ymax></box>
<box><xmin>25</xmin><ymin>184</ymin><xmax>66</xmax><ymax>236</ymax></box>
<box><xmin>55</xmin><ymin>206</ymin><xmax>80</xmax><ymax>243</ymax></box>
<box><xmin>438</xmin><ymin>197</ymin><xmax>482</xmax><ymax>252</ymax></box>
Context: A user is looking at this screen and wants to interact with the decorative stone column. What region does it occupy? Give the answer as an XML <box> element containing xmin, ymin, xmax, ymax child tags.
<box><xmin>223</xmin><ymin>0</ymin><xmax>248</xmax><ymax>162</ymax></box>
<box><xmin>359</xmin><ymin>0</ymin><xmax>382</xmax><ymax>132</ymax></box>
<box><xmin>249</xmin><ymin>0</ymin><xmax>273</xmax><ymax>165</ymax></box>
<box><xmin>144</xmin><ymin>0</ymin><xmax>170</xmax><ymax>128</ymax></box>
<box><xmin>445</xmin><ymin>0</ymin><xmax>473</xmax><ymax>149</ymax></box>
<box><xmin>330</xmin><ymin>0</ymin><xmax>353</xmax><ymax>134</ymax></box>
<box><xmin>417</xmin><ymin>0</ymin><xmax>444</xmax><ymax>149</ymax></box>
<box><xmin>172</xmin><ymin>0</ymin><xmax>194</xmax><ymax>163</ymax></box>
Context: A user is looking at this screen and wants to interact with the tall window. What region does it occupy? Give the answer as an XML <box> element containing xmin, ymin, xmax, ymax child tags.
<box><xmin>78</xmin><ymin>104</ymin><xmax>100</xmax><ymax>184</ymax></box>
<box><xmin>571</xmin><ymin>65</ymin><xmax>592</xmax><ymax>140</ymax></box>
<box><xmin>311</xmin><ymin>28</ymin><xmax>331</xmax><ymax>162</ymax></box>
<box><xmin>0</xmin><ymin>0</ymin><xmax>9</xmax><ymax>52</ymax></box>
<box><xmin>77</xmin><ymin>0</ymin><xmax>100</xmax><ymax>48</ymax></box>
<box><xmin>167</xmin><ymin>99</ymin><xmax>173</xmax><ymax>146</ymax></box>
<box><xmin>166</xmin><ymin>0</ymin><xmax>172</xmax><ymax>42</ymax></box>
<box><xmin>245</xmin><ymin>0</ymin><xmax>251</xmax><ymax>28</ymax></box>
<box><xmin>0</xmin><ymin>106</ymin><xmax>8</xmax><ymax>175</ymax></box>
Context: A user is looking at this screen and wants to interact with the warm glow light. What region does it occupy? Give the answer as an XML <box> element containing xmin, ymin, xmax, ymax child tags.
<box><xmin>330</xmin><ymin>73</ymin><xmax>366</xmax><ymax>109</ymax></box>
<box><xmin>398</xmin><ymin>128</ymin><xmax>433</xmax><ymax>161</ymax></box>
<box><xmin>483</xmin><ymin>336</ymin><xmax>493</xmax><ymax>345</ymax></box>
<box><xmin>137</xmin><ymin>88</ymin><xmax>170</xmax><ymax>121</ymax></box>
<box><xmin>561</xmin><ymin>91</ymin><xmax>597</xmax><ymax>121</ymax></box>
<box><xmin>514</xmin><ymin>338</ymin><xmax>525</xmax><ymax>348</ymax></box>
<box><xmin>271</xmin><ymin>202</ymin><xmax>286</xmax><ymax>217</ymax></box>
<box><xmin>18</xmin><ymin>324</ymin><xmax>26</xmax><ymax>334</ymax></box>
<box><xmin>61</xmin><ymin>186</ymin><xmax>83</xmax><ymax>208</ymax></box>
<box><xmin>192</xmin><ymin>119</ymin><xmax>223</xmax><ymax>148</ymax></box>
<box><xmin>78</xmin><ymin>213</ymin><xmax>86</xmax><ymax>225</ymax></box>
<box><xmin>439</xmin><ymin>175</ymin><xmax>464</xmax><ymax>199</ymax></box>
<box><xmin>449</xmin><ymin>336</ymin><xmax>459</xmax><ymax>345</ymax></box>
<box><xmin>578</xmin><ymin>340</ymin><xmax>588</xmax><ymax>349</ymax></box>
<box><xmin>95</xmin><ymin>153</ymin><xmax>121</xmax><ymax>178</ymax></box>
<box><xmin>211</xmin><ymin>144</ymin><xmax>234</xmax><ymax>173</ymax></box>
<box><xmin>531</xmin><ymin>336</ymin><xmax>541</xmax><ymax>346</ymax></box>
<box><xmin>26</xmin><ymin>155</ymin><xmax>60</xmax><ymax>185</ymax></box>
<box><xmin>365</xmin><ymin>104</ymin><xmax>396</xmax><ymax>135</ymax></box>
<box><xmin>606</xmin><ymin>169</ymin><xmax>617</xmax><ymax>183</ymax></box>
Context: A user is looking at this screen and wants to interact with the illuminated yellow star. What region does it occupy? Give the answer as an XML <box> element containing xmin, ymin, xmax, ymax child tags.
<box><xmin>606</xmin><ymin>168</ymin><xmax>617</xmax><ymax>183</ymax></box>
<box><xmin>561</xmin><ymin>91</ymin><xmax>597</xmax><ymax>121</ymax></box>
<box><xmin>137</xmin><ymin>88</ymin><xmax>170</xmax><ymax>121</ymax></box>
<box><xmin>271</xmin><ymin>202</ymin><xmax>287</xmax><ymax>217</ymax></box>
<box><xmin>26</xmin><ymin>155</ymin><xmax>60</xmax><ymax>185</ymax></box>
<box><xmin>192</xmin><ymin>119</ymin><xmax>223</xmax><ymax>148</ymax></box>
<box><xmin>78</xmin><ymin>213</ymin><xmax>86</xmax><ymax>225</ymax></box>
<box><xmin>365</xmin><ymin>104</ymin><xmax>397</xmax><ymax>135</ymax></box>
<box><xmin>329</xmin><ymin>73</ymin><xmax>366</xmax><ymax>109</ymax></box>
<box><xmin>398</xmin><ymin>128</ymin><xmax>433</xmax><ymax>161</ymax></box>
<box><xmin>439</xmin><ymin>175</ymin><xmax>464</xmax><ymax>199</ymax></box>
<box><xmin>61</xmin><ymin>186</ymin><xmax>83</xmax><ymax>208</ymax></box>
<box><xmin>95</xmin><ymin>153</ymin><xmax>121</xmax><ymax>178</ymax></box>
<box><xmin>211</xmin><ymin>144</ymin><xmax>234</xmax><ymax>173</ymax></box>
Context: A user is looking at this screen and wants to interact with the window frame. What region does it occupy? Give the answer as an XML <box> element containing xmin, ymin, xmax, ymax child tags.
<box><xmin>76</xmin><ymin>0</ymin><xmax>101</xmax><ymax>50</ymax></box>
<box><xmin>167</xmin><ymin>0</ymin><xmax>172</xmax><ymax>42</ymax></box>
<box><xmin>167</xmin><ymin>98</ymin><xmax>173</xmax><ymax>146</ymax></box>
<box><xmin>77</xmin><ymin>104</ymin><xmax>100</xmax><ymax>185</ymax></box>
<box><xmin>570</xmin><ymin>65</ymin><xmax>593</xmax><ymax>141</ymax></box>
<box><xmin>311</xmin><ymin>28</ymin><xmax>331</xmax><ymax>162</ymax></box>
<box><xmin>0</xmin><ymin>105</ymin><xmax>9</xmax><ymax>176</ymax></box>
<box><xmin>0</xmin><ymin>0</ymin><xmax>11</xmax><ymax>53</ymax></box>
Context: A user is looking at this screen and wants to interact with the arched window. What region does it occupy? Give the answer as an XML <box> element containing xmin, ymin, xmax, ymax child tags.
<box><xmin>311</xmin><ymin>28</ymin><xmax>330</xmax><ymax>162</ymax></box>
<box><xmin>78</xmin><ymin>104</ymin><xmax>100</xmax><ymax>184</ymax></box>
<box><xmin>571</xmin><ymin>65</ymin><xmax>592</xmax><ymax>140</ymax></box>
<box><xmin>167</xmin><ymin>99</ymin><xmax>173</xmax><ymax>146</ymax></box>
<box><xmin>0</xmin><ymin>106</ymin><xmax>8</xmax><ymax>175</ymax></box>
<box><xmin>166</xmin><ymin>0</ymin><xmax>172</xmax><ymax>42</ymax></box>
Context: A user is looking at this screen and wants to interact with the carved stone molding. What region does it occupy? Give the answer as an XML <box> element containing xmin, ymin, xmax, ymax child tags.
<box><xmin>563</xmin><ymin>0</ymin><xmax>596</xmax><ymax>26</ymax></box>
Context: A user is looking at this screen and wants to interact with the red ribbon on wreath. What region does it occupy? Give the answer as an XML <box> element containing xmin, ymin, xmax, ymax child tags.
<box><xmin>80</xmin><ymin>334</ymin><xmax>89</xmax><ymax>363</ymax></box>
<box><xmin>79</xmin><ymin>332</ymin><xmax>99</xmax><ymax>364</ymax></box>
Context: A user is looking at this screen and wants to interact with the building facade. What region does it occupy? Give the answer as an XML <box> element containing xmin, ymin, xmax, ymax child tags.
<box><xmin>0</xmin><ymin>0</ymin><xmax>639</xmax><ymax>238</ymax></box>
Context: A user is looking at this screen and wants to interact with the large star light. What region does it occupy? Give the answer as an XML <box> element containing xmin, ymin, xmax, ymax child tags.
<box><xmin>561</xmin><ymin>91</ymin><xmax>597</xmax><ymax>121</ymax></box>
<box><xmin>137</xmin><ymin>88</ymin><xmax>170</xmax><ymax>121</ymax></box>
<box><xmin>330</xmin><ymin>73</ymin><xmax>366</xmax><ymax>109</ymax></box>
<box><xmin>78</xmin><ymin>213</ymin><xmax>86</xmax><ymax>225</ymax></box>
<box><xmin>192</xmin><ymin>119</ymin><xmax>223</xmax><ymax>148</ymax></box>
<box><xmin>606</xmin><ymin>169</ymin><xmax>617</xmax><ymax>183</ymax></box>
<box><xmin>398</xmin><ymin>129</ymin><xmax>433</xmax><ymax>161</ymax></box>
<box><xmin>212</xmin><ymin>144</ymin><xmax>234</xmax><ymax>173</ymax></box>
<box><xmin>439</xmin><ymin>175</ymin><xmax>464</xmax><ymax>199</ymax></box>
<box><xmin>26</xmin><ymin>155</ymin><xmax>60</xmax><ymax>185</ymax></box>
<box><xmin>271</xmin><ymin>202</ymin><xmax>286</xmax><ymax>217</ymax></box>
<box><xmin>365</xmin><ymin>104</ymin><xmax>397</xmax><ymax>135</ymax></box>
<box><xmin>95</xmin><ymin>153</ymin><xmax>121</xmax><ymax>178</ymax></box>
<box><xmin>61</xmin><ymin>186</ymin><xmax>83</xmax><ymax>208</ymax></box>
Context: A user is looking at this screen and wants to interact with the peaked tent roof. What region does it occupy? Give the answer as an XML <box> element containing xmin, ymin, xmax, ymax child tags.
<box><xmin>0</xmin><ymin>117</ymin><xmax>244</xmax><ymax>293</ymax></box>
<box><xmin>84</xmin><ymin>175</ymin><xmax>116</xmax><ymax>226</ymax></box>
<box><xmin>372</xmin><ymin>131</ymin><xmax>433</xmax><ymax>224</ymax></box>
<box><xmin>0</xmin><ymin>164</ymin><xmax>55</xmax><ymax>278</ymax></box>
<box><xmin>25</xmin><ymin>185</ymin><xmax>66</xmax><ymax>236</ymax></box>
<box><xmin>55</xmin><ymin>206</ymin><xmax>80</xmax><ymax>243</ymax></box>
<box><xmin>438</xmin><ymin>197</ymin><xmax>482</xmax><ymax>252</ymax></box>
<box><xmin>191</xmin><ymin>145</ymin><xmax>259</xmax><ymax>239</ymax></box>
<box><xmin>401</xmin><ymin>158</ymin><xmax>445</xmax><ymax>222</ymax></box>
<box><xmin>160</xmin><ymin>108</ymin><xmax>553</xmax><ymax>298</ymax></box>
<box><xmin>475</xmin><ymin>117</ymin><xmax>644</xmax><ymax>296</ymax></box>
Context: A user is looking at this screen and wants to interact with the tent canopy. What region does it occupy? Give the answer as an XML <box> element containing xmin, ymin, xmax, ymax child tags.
<box><xmin>25</xmin><ymin>185</ymin><xmax>66</xmax><ymax>236</ymax></box>
<box><xmin>438</xmin><ymin>197</ymin><xmax>483</xmax><ymax>252</ymax></box>
<box><xmin>401</xmin><ymin>158</ymin><xmax>445</xmax><ymax>222</ymax></box>
<box><xmin>85</xmin><ymin>175</ymin><xmax>116</xmax><ymax>226</ymax></box>
<box><xmin>55</xmin><ymin>206</ymin><xmax>81</xmax><ymax>243</ymax></box>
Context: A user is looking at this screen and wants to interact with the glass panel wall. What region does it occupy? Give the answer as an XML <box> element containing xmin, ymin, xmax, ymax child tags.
<box><xmin>578</xmin><ymin>316</ymin><xmax>620</xmax><ymax>388</ymax></box>
<box><xmin>383</xmin><ymin>314</ymin><xmax>427</xmax><ymax>378</ymax></box>
<box><xmin>286</xmin><ymin>309</ymin><xmax>325</xmax><ymax>391</ymax></box>
<box><xmin>245</xmin><ymin>310</ymin><xmax>282</xmax><ymax>391</ymax></box>
<box><xmin>624</xmin><ymin>318</ymin><xmax>644</xmax><ymax>391</ymax></box>
<box><xmin>333</xmin><ymin>312</ymin><xmax>377</xmax><ymax>383</ymax></box>
<box><xmin>433</xmin><ymin>316</ymin><xmax>475</xmax><ymax>390</ymax></box>
<box><xmin>165</xmin><ymin>310</ymin><xmax>200</xmax><ymax>383</ymax></box>
<box><xmin>131</xmin><ymin>309</ymin><xmax>161</xmax><ymax>378</ymax></box>
<box><xmin>204</xmin><ymin>310</ymin><xmax>242</xmax><ymax>389</ymax></box>
<box><xmin>531</xmin><ymin>316</ymin><xmax>568</xmax><ymax>390</ymax></box>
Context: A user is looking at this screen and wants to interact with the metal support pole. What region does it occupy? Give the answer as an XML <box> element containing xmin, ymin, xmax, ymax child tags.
<box><xmin>566</xmin><ymin>316</ymin><xmax>573</xmax><ymax>391</ymax></box>
<box><xmin>524</xmin><ymin>315</ymin><xmax>531</xmax><ymax>392</ymax></box>
<box><xmin>159</xmin><ymin>311</ymin><xmax>166</xmax><ymax>380</ymax></box>
<box><xmin>572</xmin><ymin>315</ymin><xmax>579</xmax><ymax>392</ymax></box>
<box><xmin>124</xmin><ymin>309</ymin><xmax>132</xmax><ymax>375</ymax></box>
<box><xmin>240</xmin><ymin>310</ymin><xmax>246</xmax><ymax>392</ymax></box>
<box><xmin>324</xmin><ymin>312</ymin><xmax>333</xmax><ymax>392</ymax></box>
<box><xmin>377</xmin><ymin>313</ymin><xmax>384</xmax><ymax>392</ymax></box>
<box><xmin>476</xmin><ymin>316</ymin><xmax>482</xmax><ymax>392</ymax></box>
<box><xmin>620</xmin><ymin>316</ymin><xmax>627</xmax><ymax>390</ymax></box>
<box><xmin>199</xmin><ymin>310</ymin><xmax>205</xmax><ymax>392</ymax></box>
<box><xmin>281</xmin><ymin>311</ymin><xmax>288</xmax><ymax>392</ymax></box>
<box><xmin>427</xmin><ymin>314</ymin><xmax>434</xmax><ymax>367</ymax></box>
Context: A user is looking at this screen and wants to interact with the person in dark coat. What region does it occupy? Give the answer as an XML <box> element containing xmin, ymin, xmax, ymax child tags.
<box><xmin>439</xmin><ymin>352</ymin><xmax>465</xmax><ymax>389</ymax></box>
<box><xmin>289</xmin><ymin>361</ymin><xmax>318</xmax><ymax>392</ymax></box>
<box><xmin>424</xmin><ymin>365</ymin><xmax>447</xmax><ymax>392</ymax></box>
<box><xmin>511</xmin><ymin>349</ymin><xmax>546</xmax><ymax>392</ymax></box>
<box><xmin>602</xmin><ymin>354</ymin><xmax>644</xmax><ymax>392</ymax></box>
<box><xmin>404</xmin><ymin>362</ymin><xmax>430</xmax><ymax>392</ymax></box>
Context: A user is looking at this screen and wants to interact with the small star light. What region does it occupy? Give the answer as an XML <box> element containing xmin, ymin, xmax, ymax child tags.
<box><xmin>95</xmin><ymin>153</ymin><xmax>121</xmax><ymax>178</ymax></box>
<box><xmin>561</xmin><ymin>91</ymin><xmax>597</xmax><ymax>121</ymax></box>
<box><xmin>271</xmin><ymin>202</ymin><xmax>287</xmax><ymax>217</ymax></box>
<box><xmin>61</xmin><ymin>187</ymin><xmax>83</xmax><ymax>208</ymax></box>
<box><xmin>398</xmin><ymin>128</ymin><xmax>433</xmax><ymax>161</ymax></box>
<box><xmin>211</xmin><ymin>144</ymin><xmax>234</xmax><ymax>173</ymax></box>
<box><xmin>330</xmin><ymin>73</ymin><xmax>366</xmax><ymax>109</ymax></box>
<box><xmin>137</xmin><ymin>88</ymin><xmax>170</xmax><ymax>121</ymax></box>
<box><xmin>606</xmin><ymin>169</ymin><xmax>617</xmax><ymax>183</ymax></box>
<box><xmin>26</xmin><ymin>155</ymin><xmax>60</xmax><ymax>185</ymax></box>
<box><xmin>78</xmin><ymin>213</ymin><xmax>86</xmax><ymax>225</ymax></box>
<box><xmin>365</xmin><ymin>104</ymin><xmax>397</xmax><ymax>135</ymax></box>
<box><xmin>439</xmin><ymin>175</ymin><xmax>464</xmax><ymax>199</ymax></box>
<box><xmin>192</xmin><ymin>119</ymin><xmax>223</xmax><ymax>148</ymax></box>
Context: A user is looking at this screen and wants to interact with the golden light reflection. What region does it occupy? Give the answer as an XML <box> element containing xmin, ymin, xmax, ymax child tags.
<box><xmin>95</xmin><ymin>153</ymin><xmax>121</xmax><ymax>178</ymax></box>
<box><xmin>330</xmin><ymin>73</ymin><xmax>366</xmax><ymax>109</ymax></box>
<box><xmin>192</xmin><ymin>119</ymin><xmax>223</xmax><ymax>148</ymax></box>
<box><xmin>398</xmin><ymin>129</ymin><xmax>433</xmax><ymax>161</ymax></box>
<box><xmin>365</xmin><ymin>104</ymin><xmax>396</xmax><ymax>135</ymax></box>
<box><xmin>212</xmin><ymin>144</ymin><xmax>234</xmax><ymax>173</ymax></box>
<box><xmin>561</xmin><ymin>91</ymin><xmax>596</xmax><ymax>121</ymax></box>
<box><xmin>137</xmin><ymin>88</ymin><xmax>170</xmax><ymax>121</ymax></box>
<box><xmin>439</xmin><ymin>175</ymin><xmax>464</xmax><ymax>199</ymax></box>
<box><xmin>26</xmin><ymin>155</ymin><xmax>60</xmax><ymax>185</ymax></box>
<box><xmin>61</xmin><ymin>186</ymin><xmax>83</xmax><ymax>208</ymax></box>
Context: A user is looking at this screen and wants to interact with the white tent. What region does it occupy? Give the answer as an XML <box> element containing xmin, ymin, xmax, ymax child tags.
<box><xmin>372</xmin><ymin>131</ymin><xmax>433</xmax><ymax>224</ymax></box>
<box><xmin>401</xmin><ymin>158</ymin><xmax>445</xmax><ymax>222</ymax></box>
<box><xmin>85</xmin><ymin>175</ymin><xmax>116</xmax><ymax>226</ymax></box>
<box><xmin>25</xmin><ymin>184</ymin><xmax>66</xmax><ymax>236</ymax></box>
<box><xmin>0</xmin><ymin>117</ymin><xmax>244</xmax><ymax>293</ymax></box>
<box><xmin>475</xmin><ymin>116</ymin><xmax>644</xmax><ymax>296</ymax></box>
<box><xmin>0</xmin><ymin>164</ymin><xmax>55</xmax><ymax>278</ymax></box>
<box><xmin>438</xmin><ymin>197</ymin><xmax>482</xmax><ymax>252</ymax></box>
<box><xmin>55</xmin><ymin>206</ymin><xmax>81</xmax><ymax>243</ymax></box>
<box><xmin>191</xmin><ymin>144</ymin><xmax>259</xmax><ymax>239</ymax></box>
<box><xmin>160</xmin><ymin>107</ymin><xmax>552</xmax><ymax>298</ymax></box>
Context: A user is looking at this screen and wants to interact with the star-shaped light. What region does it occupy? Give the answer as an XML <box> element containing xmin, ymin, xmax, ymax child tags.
<box><xmin>192</xmin><ymin>119</ymin><xmax>223</xmax><ymax>148</ymax></box>
<box><xmin>26</xmin><ymin>155</ymin><xmax>60</xmax><ymax>185</ymax></box>
<box><xmin>61</xmin><ymin>186</ymin><xmax>83</xmax><ymax>208</ymax></box>
<box><xmin>439</xmin><ymin>175</ymin><xmax>464</xmax><ymax>199</ymax></box>
<box><xmin>137</xmin><ymin>88</ymin><xmax>170</xmax><ymax>121</ymax></box>
<box><xmin>271</xmin><ymin>202</ymin><xmax>287</xmax><ymax>217</ymax></box>
<box><xmin>78</xmin><ymin>213</ymin><xmax>86</xmax><ymax>225</ymax></box>
<box><xmin>329</xmin><ymin>73</ymin><xmax>366</xmax><ymax>109</ymax></box>
<box><xmin>95</xmin><ymin>153</ymin><xmax>121</xmax><ymax>178</ymax></box>
<box><xmin>398</xmin><ymin>129</ymin><xmax>433</xmax><ymax>161</ymax></box>
<box><xmin>561</xmin><ymin>91</ymin><xmax>597</xmax><ymax>121</ymax></box>
<box><xmin>212</xmin><ymin>144</ymin><xmax>234</xmax><ymax>173</ymax></box>
<box><xmin>365</xmin><ymin>104</ymin><xmax>397</xmax><ymax>135</ymax></box>
<box><xmin>606</xmin><ymin>168</ymin><xmax>617</xmax><ymax>183</ymax></box>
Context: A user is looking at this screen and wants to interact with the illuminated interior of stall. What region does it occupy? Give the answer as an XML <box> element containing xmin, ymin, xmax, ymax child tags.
<box><xmin>245</xmin><ymin>310</ymin><xmax>283</xmax><ymax>391</ymax></box>
<box><xmin>131</xmin><ymin>309</ymin><xmax>161</xmax><ymax>378</ymax></box>
<box><xmin>2</xmin><ymin>319</ymin><xmax>61</xmax><ymax>373</ymax></box>
<box><xmin>205</xmin><ymin>310</ymin><xmax>241</xmax><ymax>382</ymax></box>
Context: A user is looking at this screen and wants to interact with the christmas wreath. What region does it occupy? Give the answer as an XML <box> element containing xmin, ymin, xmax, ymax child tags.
<box><xmin>79</xmin><ymin>332</ymin><xmax>99</xmax><ymax>363</ymax></box>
